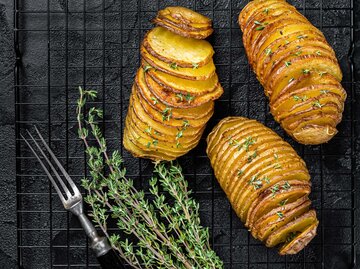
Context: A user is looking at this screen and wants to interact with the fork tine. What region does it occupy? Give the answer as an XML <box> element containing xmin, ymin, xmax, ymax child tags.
<box><xmin>25</xmin><ymin>130</ymin><xmax>73</xmax><ymax>199</ymax></box>
<box><xmin>21</xmin><ymin>134</ymin><xmax>67</xmax><ymax>205</ymax></box>
<box><xmin>34</xmin><ymin>126</ymin><xmax>81</xmax><ymax>196</ymax></box>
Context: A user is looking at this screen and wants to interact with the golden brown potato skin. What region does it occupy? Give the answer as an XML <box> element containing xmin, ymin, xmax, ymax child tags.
<box><xmin>123</xmin><ymin>8</ymin><xmax>222</xmax><ymax>161</ymax></box>
<box><xmin>207</xmin><ymin>117</ymin><xmax>319</xmax><ymax>255</ymax></box>
<box><xmin>239</xmin><ymin>0</ymin><xmax>346</xmax><ymax>145</ymax></box>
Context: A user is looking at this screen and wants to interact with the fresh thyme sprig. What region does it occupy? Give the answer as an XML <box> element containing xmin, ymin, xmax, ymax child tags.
<box><xmin>76</xmin><ymin>87</ymin><xmax>223</xmax><ymax>269</ymax></box>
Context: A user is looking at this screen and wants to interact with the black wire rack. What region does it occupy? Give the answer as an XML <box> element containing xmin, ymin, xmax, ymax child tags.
<box><xmin>14</xmin><ymin>0</ymin><xmax>356</xmax><ymax>268</ymax></box>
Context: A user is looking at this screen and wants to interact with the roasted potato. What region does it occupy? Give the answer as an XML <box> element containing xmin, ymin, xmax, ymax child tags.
<box><xmin>152</xmin><ymin>6</ymin><xmax>213</xmax><ymax>39</ymax></box>
<box><xmin>207</xmin><ymin>117</ymin><xmax>319</xmax><ymax>255</ymax></box>
<box><xmin>143</xmin><ymin>27</ymin><xmax>214</xmax><ymax>68</ymax></box>
<box><xmin>239</xmin><ymin>0</ymin><xmax>346</xmax><ymax>145</ymax></box>
<box><xmin>124</xmin><ymin>7</ymin><xmax>223</xmax><ymax>161</ymax></box>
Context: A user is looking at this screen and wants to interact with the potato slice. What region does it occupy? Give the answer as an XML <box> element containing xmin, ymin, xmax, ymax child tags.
<box><xmin>157</xmin><ymin>7</ymin><xmax>212</xmax><ymax>30</ymax></box>
<box><xmin>279</xmin><ymin>220</ymin><xmax>319</xmax><ymax>255</ymax></box>
<box><xmin>239</xmin><ymin>0</ymin><xmax>286</xmax><ymax>29</ymax></box>
<box><xmin>256</xmin><ymin>34</ymin><xmax>329</xmax><ymax>80</ymax></box>
<box><xmin>271</xmin><ymin>74</ymin><xmax>345</xmax><ymax>109</ymax></box>
<box><xmin>128</xmin><ymin>102</ymin><xmax>204</xmax><ymax>146</ymax></box>
<box><xmin>267</xmin><ymin>55</ymin><xmax>342</xmax><ymax>97</ymax></box>
<box><xmin>124</xmin><ymin>119</ymin><xmax>178</xmax><ymax>160</ymax></box>
<box><xmin>124</xmin><ymin>128</ymin><xmax>172</xmax><ymax>161</ymax></box>
<box><xmin>266</xmin><ymin>210</ymin><xmax>317</xmax><ymax>248</ymax></box>
<box><xmin>140</xmin><ymin>48</ymin><xmax>216</xmax><ymax>80</ymax></box>
<box><xmin>234</xmin><ymin>160</ymin><xmax>309</xmax><ymax>221</ymax></box>
<box><xmin>135</xmin><ymin>68</ymin><xmax>214</xmax><ymax>119</ymax></box>
<box><xmin>262</xmin><ymin>46</ymin><xmax>336</xmax><ymax>88</ymax></box>
<box><xmin>246</xmin><ymin>181</ymin><xmax>311</xmax><ymax>228</ymax></box>
<box><xmin>274</xmin><ymin>89</ymin><xmax>345</xmax><ymax>121</ymax></box>
<box><xmin>270</xmin><ymin>72</ymin><xmax>343</xmax><ymax>105</ymax></box>
<box><xmin>135</xmin><ymin>84</ymin><xmax>213</xmax><ymax>128</ymax></box>
<box><xmin>281</xmin><ymin>106</ymin><xmax>341</xmax><ymax>131</ymax></box>
<box><xmin>152</xmin><ymin>18</ymin><xmax>213</xmax><ymax>39</ymax></box>
<box><xmin>147</xmin><ymin>68</ymin><xmax>219</xmax><ymax>96</ymax></box>
<box><xmin>145</xmin><ymin>70</ymin><xmax>224</xmax><ymax>108</ymax></box>
<box><xmin>235</xmin><ymin>163</ymin><xmax>310</xmax><ymax>219</ymax></box>
<box><xmin>252</xmin><ymin>196</ymin><xmax>311</xmax><ymax>240</ymax></box>
<box><xmin>130</xmin><ymin>86</ymin><xmax>204</xmax><ymax>137</ymax></box>
<box><xmin>206</xmin><ymin>117</ymin><xmax>245</xmax><ymax>158</ymax></box>
<box><xmin>143</xmin><ymin>27</ymin><xmax>214</xmax><ymax>68</ymax></box>
<box><xmin>250</xmin><ymin>21</ymin><xmax>323</xmax><ymax>66</ymax></box>
<box><xmin>155</xmin><ymin>16</ymin><xmax>211</xmax><ymax>32</ymax></box>
<box><xmin>127</xmin><ymin>109</ymin><xmax>202</xmax><ymax>152</ymax></box>
<box><xmin>242</xmin><ymin>2</ymin><xmax>299</xmax><ymax>52</ymax></box>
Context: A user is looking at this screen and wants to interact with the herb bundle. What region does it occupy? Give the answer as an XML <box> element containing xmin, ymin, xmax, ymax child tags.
<box><xmin>76</xmin><ymin>87</ymin><xmax>223</xmax><ymax>269</ymax></box>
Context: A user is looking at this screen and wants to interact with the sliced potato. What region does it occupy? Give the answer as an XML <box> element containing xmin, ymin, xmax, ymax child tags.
<box><xmin>131</xmin><ymin>85</ymin><xmax>204</xmax><ymax>137</ymax></box>
<box><xmin>145</xmin><ymin>71</ymin><xmax>223</xmax><ymax>108</ymax></box>
<box><xmin>157</xmin><ymin>6</ymin><xmax>212</xmax><ymax>30</ymax></box>
<box><xmin>135</xmin><ymin>84</ymin><xmax>213</xmax><ymax>128</ymax></box>
<box><xmin>271</xmin><ymin>73</ymin><xmax>344</xmax><ymax>106</ymax></box>
<box><xmin>147</xmin><ymin>68</ymin><xmax>219</xmax><ymax>96</ymax></box>
<box><xmin>239</xmin><ymin>0</ymin><xmax>346</xmax><ymax>145</ymax></box>
<box><xmin>253</xmin><ymin>196</ymin><xmax>311</xmax><ymax>240</ymax></box>
<box><xmin>153</xmin><ymin>7</ymin><xmax>213</xmax><ymax>39</ymax></box>
<box><xmin>279</xmin><ymin>220</ymin><xmax>319</xmax><ymax>255</ymax></box>
<box><xmin>140</xmin><ymin>49</ymin><xmax>216</xmax><ymax>80</ymax></box>
<box><xmin>256</xmin><ymin>34</ymin><xmax>329</xmax><ymax>81</ymax></box>
<box><xmin>207</xmin><ymin>117</ymin><xmax>318</xmax><ymax>255</ymax></box>
<box><xmin>265</xmin><ymin>210</ymin><xmax>317</xmax><ymax>248</ymax></box>
<box><xmin>152</xmin><ymin>18</ymin><xmax>213</xmax><ymax>39</ymax></box>
<box><xmin>135</xmin><ymin>68</ymin><xmax>214</xmax><ymax>119</ymax></box>
<box><xmin>143</xmin><ymin>27</ymin><xmax>214</xmax><ymax>68</ymax></box>
<box><xmin>128</xmin><ymin>101</ymin><xmax>204</xmax><ymax>146</ymax></box>
<box><xmin>127</xmin><ymin>110</ymin><xmax>202</xmax><ymax>152</ymax></box>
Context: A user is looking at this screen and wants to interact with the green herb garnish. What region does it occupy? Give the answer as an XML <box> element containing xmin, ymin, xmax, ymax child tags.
<box><xmin>143</xmin><ymin>65</ymin><xmax>152</xmax><ymax>72</ymax></box>
<box><xmin>320</xmin><ymin>89</ymin><xmax>330</xmax><ymax>95</ymax></box>
<box><xmin>312</xmin><ymin>100</ymin><xmax>324</xmax><ymax>108</ymax></box>
<box><xmin>293</xmin><ymin>95</ymin><xmax>308</xmax><ymax>102</ymax></box>
<box><xmin>285</xmin><ymin>61</ymin><xmax>292</xmax><ymax>67</ymax></box>
<box><xmin>254</xmin><ymin>20</ymin><xmax>268</xmax><ymax>31</ymax></box>
<box><xmin>170</xmin><ymin>62</ymin><xmax>179</xmax><ymax>70</ymax></box>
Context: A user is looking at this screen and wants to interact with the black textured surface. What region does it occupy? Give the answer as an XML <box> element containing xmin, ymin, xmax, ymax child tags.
<box><xmin>0</xmin><ymin>0</ymin><xmax>358</xmax><ymax>268</ymax></box>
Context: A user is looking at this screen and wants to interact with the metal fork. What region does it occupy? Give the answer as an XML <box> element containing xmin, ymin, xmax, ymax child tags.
<box><xmin>22</xmin><ymin>127</ymin><xmax>125</xmax><ymax>269</ymax></box>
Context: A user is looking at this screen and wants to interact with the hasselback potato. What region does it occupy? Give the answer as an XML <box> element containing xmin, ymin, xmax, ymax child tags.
<box><xmin>207</xmin><ymin>117</ymin><xmax>319</xmax><ymax>255</ymax></box>
<box><xmin>239</xmin><ymin>0</ymin><xmax>346</xmax><ymax>145</ymax></box>
<box><xmin>124</xmin><ymin>7</ymin><xmax>223</xmax><ymax>161</ymax></box>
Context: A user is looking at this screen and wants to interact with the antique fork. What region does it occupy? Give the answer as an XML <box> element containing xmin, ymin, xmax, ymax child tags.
<box><xmin>21</xmin><ymin>127</ymin><xmax>125</xmax><ymax>269</ymax></box>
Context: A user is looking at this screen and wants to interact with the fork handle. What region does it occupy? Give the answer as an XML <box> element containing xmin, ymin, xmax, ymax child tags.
<box><xmin>77</xmin><ymin>213</ymin><xmax>125</xmax><ymax>268</ymax></box>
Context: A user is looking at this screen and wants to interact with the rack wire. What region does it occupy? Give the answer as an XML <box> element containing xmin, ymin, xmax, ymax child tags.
<box><xmin>14</xmin><ymin>0</ymin><xmax>356</xmax><ymax>268</ymax></box>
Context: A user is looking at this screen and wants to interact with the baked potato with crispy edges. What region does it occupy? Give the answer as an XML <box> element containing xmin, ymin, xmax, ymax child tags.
<box><xmin>207</xmin><ymin>117</ymin><xmax>318</xmax><ymax>255</ymax></box>
<box><xmin>135</xmin><ymin>83</ymin><xmax>213</xmax><ymax>128</ymax></box>
<box><xmin>145</xmin><ymin>70</ymin><xmax>223</xmax><ymax>108</ymax></box>
<box><xmin>153</xmin><ymin>7</ymin><xmax>213</xmax><ymax>39</ymax></box>
<box><xmin>140</xmin><ymin>48</ymin><xmax>216</xmax><ymax>81</ymax></box>
<box><xmin>239</xmin><ymin>0</ymin><xmax>346</xmax><ymax>145</ymax></box>
<box><xmin>158</xmin><ymin>6</ymin><xmax>212</xmax><ymax>30</ymax></box>
<box><xmin>124</xmin><ymin>7</ymin><xmax>222</xmax><ymax>161</ymax></box>
<box><xmin>143</xmin><ymin>27</ymin><xmax>214</xmax><ymax>68</ymax></box>
<box><xmin>135</xmin><ymin>68</ymin><xmax>214</xmax><ymax>119</ymax></box>
<box><xmin>128</xmin><ymin>95</ymin><xmax>204</xmax><ymax>146</ymax></box>
<box><xmin>152</xmin><ymin>18</ymin><xmax>213</xmax><ymax>39</ymax></box>
<box><xmin>147</xmin><ymin>68</ymin><xmax>219</xmax><ymax>96</ymax></box>
<box><xmin>123</xmin><ymin>91</ymin><xmax>205</xmax><ymax>161</ymax></box>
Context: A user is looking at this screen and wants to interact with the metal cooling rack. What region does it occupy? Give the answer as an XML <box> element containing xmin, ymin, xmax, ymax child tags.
<box><xmin>14</xmin><ymin>0</ymin><xmax>356</xmax><ymax>268</ymax></box>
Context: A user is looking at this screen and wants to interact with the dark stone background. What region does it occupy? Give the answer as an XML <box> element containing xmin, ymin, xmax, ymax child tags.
<box><xmin>0</xmin><ymin>0</ymin><xmax>359</xmax><ymax>268</ymax></box>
